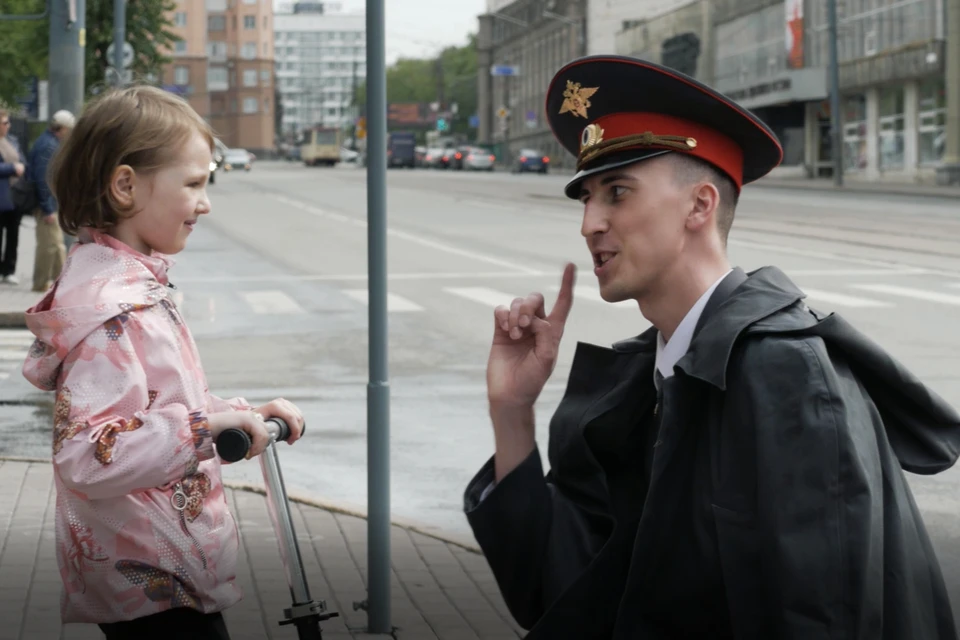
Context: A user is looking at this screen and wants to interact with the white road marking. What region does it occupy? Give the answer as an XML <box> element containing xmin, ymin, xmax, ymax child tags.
<box><xmin>550</xmin><ymin>285</ymin><xmax>637</xmax><ymax>309</ymax></box>
<box><xmin>801</xmin><ymin>288</ymin><xmax>893</xmax><ymax>308</ymax></box>
<box><xmin>272</xmin><ymin>194</ymin><xmax>541</xmax><ymax>274</ymax></box>
<box><xmin>853</xmin><ymin>284</ymin><xmax>960</xmax><ymax>306</ymax></box>
<box><xmin>0</xmin><ymin>372</ymin><xmax>9</xmax><ymax>381</ymax></box>
<box><xmin>342</xmin><ymin>289</ymin><xmax>424</xmax><ymax>312</ymax></box>
<box><xmin>174</xmin><ymin>270</ymin><xmax>545</xmax><ymax>283</ymax></box>
<box><xmin>240</xmin><ymin>290</ymin><xmax>304</xmax><ymax>314</ymax></box>
<box><xmin>444</xmin><ymin>287</ymin><xmax>518</xmax><ymax>308</ymax></box>
<box><xmin>0</xmin><ymin>349</ymin><xmax>27</xmax><ymax>361</ymax></box>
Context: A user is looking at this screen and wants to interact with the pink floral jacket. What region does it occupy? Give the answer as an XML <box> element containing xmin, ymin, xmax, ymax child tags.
<box><xmin>23</xmin><ymin>229</ymin><xmax>250</xmax><ymax>624</ymax></box>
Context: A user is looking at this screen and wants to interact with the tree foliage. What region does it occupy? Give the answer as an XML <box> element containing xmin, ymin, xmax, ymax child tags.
<box><xmin>355</xmin><ymin>33</ymin><xmax>479</xmax><ymax>139</ymax></box>
<box><xmin>0</xmin><ymin>0</ymin><xmax>177</xmax><ymax>108</ymax></box>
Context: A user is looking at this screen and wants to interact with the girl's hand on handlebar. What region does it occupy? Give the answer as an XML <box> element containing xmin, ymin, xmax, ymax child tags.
<box><xmin>208</xmin><ymin>411</ymin><xmax>271</xmax><ymax>460</ymax></box>
<box><xmin>254</xmin><ymin>398</ymin><xmax>305</xmax><ymax>445</ymax></box>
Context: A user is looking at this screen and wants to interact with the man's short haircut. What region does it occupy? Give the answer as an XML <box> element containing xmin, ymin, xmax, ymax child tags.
<box><xmin>666</xmin><ymin>153</ymin><xmax>739</xmax><ymax>245</ymax></box>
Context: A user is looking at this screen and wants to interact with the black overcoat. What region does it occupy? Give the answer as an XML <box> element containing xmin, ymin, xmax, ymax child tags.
<box><xmin>464</xmin><ymin>266</ymin><xmax>960</xmax><ymax>639</ymax></box>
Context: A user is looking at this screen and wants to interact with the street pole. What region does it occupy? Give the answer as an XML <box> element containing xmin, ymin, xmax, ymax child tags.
<box><xmin>827</xmin><ymin>0</ymin><xmax>844</xmax><ymax>187</ymax></box>
<box><xmin>365</xmin><ymin>0</ymin><xmax>391</xmax><ymax>633</ymax></box>
<box><xmin>49</xmin><ymin>0</ymin><xmax>86</xmax><ymax>118</ymax></box>
<box><xmin>937</xmin><ymin>0</ymin><xmax>960</xmax><ymax>184</ymax></box>
<box><xmin>113</xmin><ymin>0</ymin><xmax>125</xmax><ymax>86</ymax></box>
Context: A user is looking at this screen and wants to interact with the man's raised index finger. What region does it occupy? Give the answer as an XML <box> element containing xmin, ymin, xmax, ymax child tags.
<box><xmin>548</xmin><ymin>263</ymin><xmax>577</xmax><ymax>324</ymax></box>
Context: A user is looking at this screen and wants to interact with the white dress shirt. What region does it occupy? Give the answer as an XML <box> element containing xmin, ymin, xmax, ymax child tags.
<box><xmin>654</xmin><ymin>269</ymin><xmax>733</xmax><ymax>389</ymax></box>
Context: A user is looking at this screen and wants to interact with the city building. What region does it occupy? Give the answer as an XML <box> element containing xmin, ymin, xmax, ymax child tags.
<box><xmin>158</xmin><ymin>0</ymin><xmax>277</xmax><ymax>155</ymax></box>
<box><xmin>273</xmin><ymin>1</ymin><xmax>366</xmax><ymax>136</ymax></box>
<box><xmin>476</xmin><ymin>0</ymin><xmax>587</xmax><ymax>166</ymax></box>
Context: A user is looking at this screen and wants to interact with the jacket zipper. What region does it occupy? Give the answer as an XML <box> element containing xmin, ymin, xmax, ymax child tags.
<box><xmin>171</xmin><ymin>482</ymin><xmax>208</xmax><ymax>570</ymax></box>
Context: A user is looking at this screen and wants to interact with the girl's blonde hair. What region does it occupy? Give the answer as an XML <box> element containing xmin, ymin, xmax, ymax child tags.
<box><xmin>50</xmin><ymin>84</ymin><xmax>216</xmax><ymax>236</ymax></box>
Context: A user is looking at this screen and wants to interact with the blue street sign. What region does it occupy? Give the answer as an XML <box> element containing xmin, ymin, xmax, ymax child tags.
<box><xmin>490</xmin><ymin>65</ymin><xmax>520</xmax><ymax>76</ymax></box>
<box><xmin>468</xmin><ymin>115</ymin><xmax>479</xmax><ymax>128</ymax></box>
<box><xmin>16</xmin><ymin>77</ymin><xmax>39</xmax><ymax>119</ymax></box>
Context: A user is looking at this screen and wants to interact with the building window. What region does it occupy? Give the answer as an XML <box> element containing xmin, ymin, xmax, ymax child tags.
<box><xmin>243</xmin><ymin>69</ymin><xmax>258</xmax><ymax>86</ymax></box>
<box><xmin>244</xmin><ymin>15</ymin><xmax>255</xmax><ymax>29</ymax></box>
<box><xmin>208</xmin><ymin>15</ymin><xmax>225</xmax><ymax>31</ymax></box>
<box><xmin>918</xmin><ymin>78</ymin><xmax>946</xmax><ymax>165</ymax></box>
<box><xmin>207</xmin><ymin>40</ymin><xmax>227</xmax><ymax>61</ymax></box>
<box><xmin>174</xmin><ymin>40</ymin><xmax>187</xmax><ymax>54</ymax></box>
<box><xmin>242</xmin><ymin>42</ymin><xmax>257</xmax><ymax>59</ymax></box>
<box><xmin>878</xmin><ymin>86</ymin><xmax>905</xmax><ymax>170</ymax></box>
<box><xmin>207</xmin><ymin>66</ymin><xmax>228</xmax><ymax>91</ymax></box>
<box><xmin>842</xmin><ymin>94</ymin><xmax>867</xmax><ymax>172</ymax></box>
<box><xmin>260</xmin><ymin>69</ymin><xmax>271</xmax><ymax>85</ymax></box>
<box><xmin>243</xmin><ymin>97</ymin><xmax>259</xmax><ymax>113</ymax></box>
<box><xmin>174</xmin><ymin>65</ymin><xmax>189</xmax><ymax>85</ymax></box>
<box><xmin>174</xmin><ymin>11</ymin><xmax>187</xmax><ymax>26</ymax></box>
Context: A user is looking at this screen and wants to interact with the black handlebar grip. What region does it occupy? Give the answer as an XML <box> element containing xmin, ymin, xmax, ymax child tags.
<box><xmin>267</xmin><ymin>417</ymin><xmax>291</xmax><ymax>442</ymax></box>
<box><xmin>216</xmin><ymin>428</ymin><xmax>251</xmax><ymax>463</ymax></box>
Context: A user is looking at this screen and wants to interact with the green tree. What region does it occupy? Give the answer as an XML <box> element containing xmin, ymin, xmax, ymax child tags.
<box><xmin>84</xmin><ymin>0</ymin><xmax>178</xmax><ymax>94</ymax></box>
<box><xmin>0</xmin><ymin>0</ymin><xmax>177</xmax><ymax>108</ymax></box>
<box><xmin>0</xmin><ymin>0</ymin><xmax>47</xmax><ymax>108</ymax></box>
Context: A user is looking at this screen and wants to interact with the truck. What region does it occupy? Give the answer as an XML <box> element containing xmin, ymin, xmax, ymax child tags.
<box><xmin>301</xmin><ymin>126</ymin><xmax>343</xmax><ymax>167</ymax></box>
<box><xmin>387</xmin><ymin>131</ymin><xmax>417</xmax><ymax>168</ymax></box>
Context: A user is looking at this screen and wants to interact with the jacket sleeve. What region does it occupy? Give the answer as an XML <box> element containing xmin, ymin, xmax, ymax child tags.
<box><xmin>207</xmin><ymin>393</ymin><xmax>253</xmax><ymax>413</ymax></box>
<box><xmin>0</xmin><ymin>163</ymin><xmax>15</xmax><ymax>178</ymax></box>
<box><xmin>738</xmin><ymin>336</ymin><xmax>883</xmax><ymax>639</ymax></box>
<box><xmin>30</xmin><ymin>138</ymin><xmax>56</xmax><ymax>214</ymax></box>
<box><xmin>53</xmin><ymin>313</ymin><xmax>217</xmax><ymax>500</ymax></box>
<box><xmin>463</xmin><ymin>448</ymin><xmax>606</xmax><ymax>629</ymax></box>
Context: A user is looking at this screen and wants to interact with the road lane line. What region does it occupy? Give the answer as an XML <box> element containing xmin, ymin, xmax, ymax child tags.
<box><xmin>800</xmin><ymin>288</ymin><xmax>893</xmax><ymax>308</ymax></box>
<box><xmin>272</xmin><ymin>194</ymin><xmax>541</xmax><ymax>274</ymax></box>
<box><xmin>175</xmin><ymin>270</ymin><xmax>546</xmax><ymax>283</ymax></box>
<box><xmin>342</xmin><ymin>289</ymin><xmax>424</xmax><ymax>312</ymax></box>
<box><xmin>0</xmin><ymin>349</ymin><xmax>28</xmax><ymax>361</ymax></box>
<box><xmin>852</xmin><ymin>284</ymin><xmax>960</xmax><ymax>306</ymax></box>
<box><xmin>549</xmin><ymin>285</ymin><xmax>637</xmax><ymax>309</ymax></box>
<box><xmin>444</xmin><ymin>287</ymin><xmax>518</xmax><ymax>308</ymax></box>
<box><xmin>240</xmin><ymin>290</ymin><xmax>305</xmax><ymax>314</ymax></box>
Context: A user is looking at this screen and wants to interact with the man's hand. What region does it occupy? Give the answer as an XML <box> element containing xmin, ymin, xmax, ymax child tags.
<box><xmin>487</xmin><ymin>263</ymin><xmax>576</xmax><ymax>410</ymax></box>
<box><xmin>13</xmin><ymin>162</ymin><xmax>24</xmax><ymax>177</ymax></box>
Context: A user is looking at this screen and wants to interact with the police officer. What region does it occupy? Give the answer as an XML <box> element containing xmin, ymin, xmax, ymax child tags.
<box><xmin>464</xmin><ymin>55</ymin><xmax>960</xmax><ymax>639</ymax></box>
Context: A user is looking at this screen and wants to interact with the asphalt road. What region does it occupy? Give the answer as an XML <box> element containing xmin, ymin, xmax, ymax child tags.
<box><xmin>3</xmin><ymin>159</ymin><xmax>960</xmax><ymax>616</ymax></box>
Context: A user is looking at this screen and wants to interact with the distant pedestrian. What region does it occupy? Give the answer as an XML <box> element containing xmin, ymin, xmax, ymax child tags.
<box><xmin>27</xmin><ymin>109</ymin><xmax>73</xmax><ymax>292</ymax></box>
<box><xmin>0</xmin><ymin>109</ymin><xmax>26</xmax><ymax>284</ymax></box>
<box><xmin>21</xmin><ymin>85</ymin><xmax>307</xmax><ymax>640</ymax></box>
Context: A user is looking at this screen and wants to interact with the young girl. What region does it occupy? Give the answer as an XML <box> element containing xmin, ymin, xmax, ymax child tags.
<box><xmin>21</xmin><ymin>85</ymin><xmax>305</xmax><ymax>640</ymax></box>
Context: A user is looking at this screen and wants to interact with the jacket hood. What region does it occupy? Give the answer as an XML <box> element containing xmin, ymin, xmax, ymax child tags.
<box><xmin>22</xmin><ymin>229</ymin><xmax>174</xmax><ymax>391</ymax></box>
<box><xmin>616</xmin><ymin>265</ymin><xmax>960</xmax><ymax>475</ymax></box>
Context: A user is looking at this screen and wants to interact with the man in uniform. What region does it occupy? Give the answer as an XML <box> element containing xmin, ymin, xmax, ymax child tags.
<box><xmin>464</xmin><ymin>55</ymin><xmax>960</xmax><ymax>638</ymax></box>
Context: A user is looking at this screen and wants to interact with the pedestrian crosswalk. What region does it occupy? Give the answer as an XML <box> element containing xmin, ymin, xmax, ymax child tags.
<box><xmin>0</xmin><ymin>329</ymin><xmax>35</xmax><ymax>383</ymax></box>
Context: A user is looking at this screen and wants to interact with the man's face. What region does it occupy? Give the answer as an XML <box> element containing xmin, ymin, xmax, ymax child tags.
<box><xmin>0</xmin><ymin>115</ymin><xmax>9</xmax><ymax>137</ymax></box>
<box><xmin>578</xmin><ymin>156</ymin><xmax>691</xmax><ymax>303</ymax></box>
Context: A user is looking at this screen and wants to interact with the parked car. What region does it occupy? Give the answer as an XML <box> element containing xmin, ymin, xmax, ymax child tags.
<box><xmin>513</xmin><ymin>148</ymin><xmax>550</xmax><ymax>174</ymax></box>
<box><xmin>222</xmin><ymin>148</ymin><xmax>252</xmax><ymax>172</ymax></box>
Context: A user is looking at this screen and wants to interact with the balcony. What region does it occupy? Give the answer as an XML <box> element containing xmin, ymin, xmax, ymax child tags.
<box><xmin>205</xmin><ymin>0</ymin><xmax>226</xmax><ymax>11</ymax></box>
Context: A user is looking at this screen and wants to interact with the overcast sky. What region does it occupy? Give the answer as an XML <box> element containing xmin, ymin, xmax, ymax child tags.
<box><xmin>335</xmin><ymin>0</ymin><xmax>487</xmax><ymax>63</ymax></box>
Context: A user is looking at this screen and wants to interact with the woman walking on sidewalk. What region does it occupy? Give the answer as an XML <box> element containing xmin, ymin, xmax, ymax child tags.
<box><xmin>0</xmin><ymin>110</ymin><xmax>26</xmax><ymax>284</ymax></box>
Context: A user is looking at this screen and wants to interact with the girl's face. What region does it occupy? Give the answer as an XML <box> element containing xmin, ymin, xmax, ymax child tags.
<box><xmin>110</xmin><ymin>131</ymin><xmax>213</xmax><ymax>255</ymax></box>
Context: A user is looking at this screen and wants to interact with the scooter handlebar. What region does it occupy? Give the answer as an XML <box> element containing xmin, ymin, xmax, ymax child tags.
<box><xmin>217</xmin><ymin>417</ymin><xmax>291</xmax><ymax>463</ymax></box>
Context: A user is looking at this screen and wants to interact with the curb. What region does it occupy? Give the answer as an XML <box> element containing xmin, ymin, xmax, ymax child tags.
<box><xmin>0</xmin><ymin>456</ymin><xmax>483</xmax><ymax>555</ymax></box>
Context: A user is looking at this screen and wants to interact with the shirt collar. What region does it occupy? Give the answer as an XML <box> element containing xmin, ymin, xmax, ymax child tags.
<box><xmin>654</xmin><ymin>269</ymin><xmax>733</xmax><ymax>388</ymax></box>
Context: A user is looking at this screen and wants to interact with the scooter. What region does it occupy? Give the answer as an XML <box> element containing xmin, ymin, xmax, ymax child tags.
<box><xmin>216</xmin><ymin>418</ymin><xmax>339</xmax><ymax>639</ymax></box>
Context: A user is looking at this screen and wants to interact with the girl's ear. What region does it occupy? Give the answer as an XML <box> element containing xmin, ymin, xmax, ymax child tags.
<box><xmin>110</xmin><ymin>165</ymin><xmax>137</xmax><ymax>209</ymax></box>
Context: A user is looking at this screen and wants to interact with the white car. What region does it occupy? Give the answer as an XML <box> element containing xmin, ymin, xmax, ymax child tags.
<box><xmin>222</xmin><ymin>149</ymin><xmax>252</xmax><ymax>172</ymax></box>
<box><xmin>461</xmin><ymin>146</ymin><xmax>495</xmax><ymax>171</ymax></box>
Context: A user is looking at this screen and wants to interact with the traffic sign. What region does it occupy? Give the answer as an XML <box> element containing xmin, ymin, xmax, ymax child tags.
<box><xmin>490</xmin><ymin>65</ymin><xmax>520</xmax><ymax>76</ymax></box>
<box><xmin>497</xmin><ymin>107</ymin><xmax>510</xmax><ymax>119</ymax></box>
<box><xmin>468</xmin><ymin>115</ymin><xmax>479</xmax><ymax>128</ymax></box>
<box><xmin>106</xmin><ymin>41</ymin><xmax>134</xmax><ymax>68</ymax></box>
<box><xmin>106</xmin><ymin>67</ymin><xmax>133</xmax><ymax>85</ymax></box>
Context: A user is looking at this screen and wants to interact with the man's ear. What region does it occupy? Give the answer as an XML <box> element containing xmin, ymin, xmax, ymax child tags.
<box><xmin>685</xmin><ymin>181</ymin><xmax>720</xmax><ymax>233</ymax></box>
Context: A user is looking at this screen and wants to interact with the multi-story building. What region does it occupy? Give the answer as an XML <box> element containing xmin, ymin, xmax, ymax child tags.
<box><xmin>274</xmin><ymin>1</ymin><xmax>366</xmax><ymax>136</ymax></box>
<box><xmin>476</xmin><ymin>0</ymin><xmax>587</xmax><ymax>166</ymax></box>
<box><xmin>158</xmin><ymin>0</ymin><xmax>276</xmax><ymax>156</ymax></box>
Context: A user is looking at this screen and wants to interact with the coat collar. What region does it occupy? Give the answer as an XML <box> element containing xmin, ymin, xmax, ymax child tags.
<box><xmin>610</xmin><ymin>266</ymin><xmax>812</xmax><ymax>390</ymax></box>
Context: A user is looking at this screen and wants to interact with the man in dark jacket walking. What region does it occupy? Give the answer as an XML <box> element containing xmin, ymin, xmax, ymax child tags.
<box><xmin>0</xmin><ymin>110</ymin><xmax>26</xmax><ymax>284</ymax></box>
<box><xmin>27</xmin><ymin>109</ymin><xmax>73</xmax><ymax>292</ymax></box>
<box><xmin>464</xmin><ymin>56</ymin><xmax>960</xmax><ymax>639</ymax></box>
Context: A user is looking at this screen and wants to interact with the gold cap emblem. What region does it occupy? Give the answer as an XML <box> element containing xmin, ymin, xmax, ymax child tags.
<box><xmin>580</xmin><ymin>124</ymin><xmax>604</xmax><ymax>151</ymax></box>
<box><xmin>559</xmin><ymin>80</ymin><xmax>598</xmax><ymax>119</ymax></box>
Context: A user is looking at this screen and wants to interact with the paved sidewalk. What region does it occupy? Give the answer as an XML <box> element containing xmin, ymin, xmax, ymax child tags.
<box><xmin>0</xmin><ymin>215</ymin><xmax>45</xmax><ymax>328</ymax></box>
<box><xmin>0</xmin><ymin>458</ymin><xmax>523</xmax><ymax>640</ymax></box>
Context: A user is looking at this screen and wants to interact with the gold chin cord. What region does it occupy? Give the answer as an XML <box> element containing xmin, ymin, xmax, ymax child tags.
<box><xmin>577</xmin><ymin>132</ymin><xmax>698</xmax><ymax>171</ymax></box>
